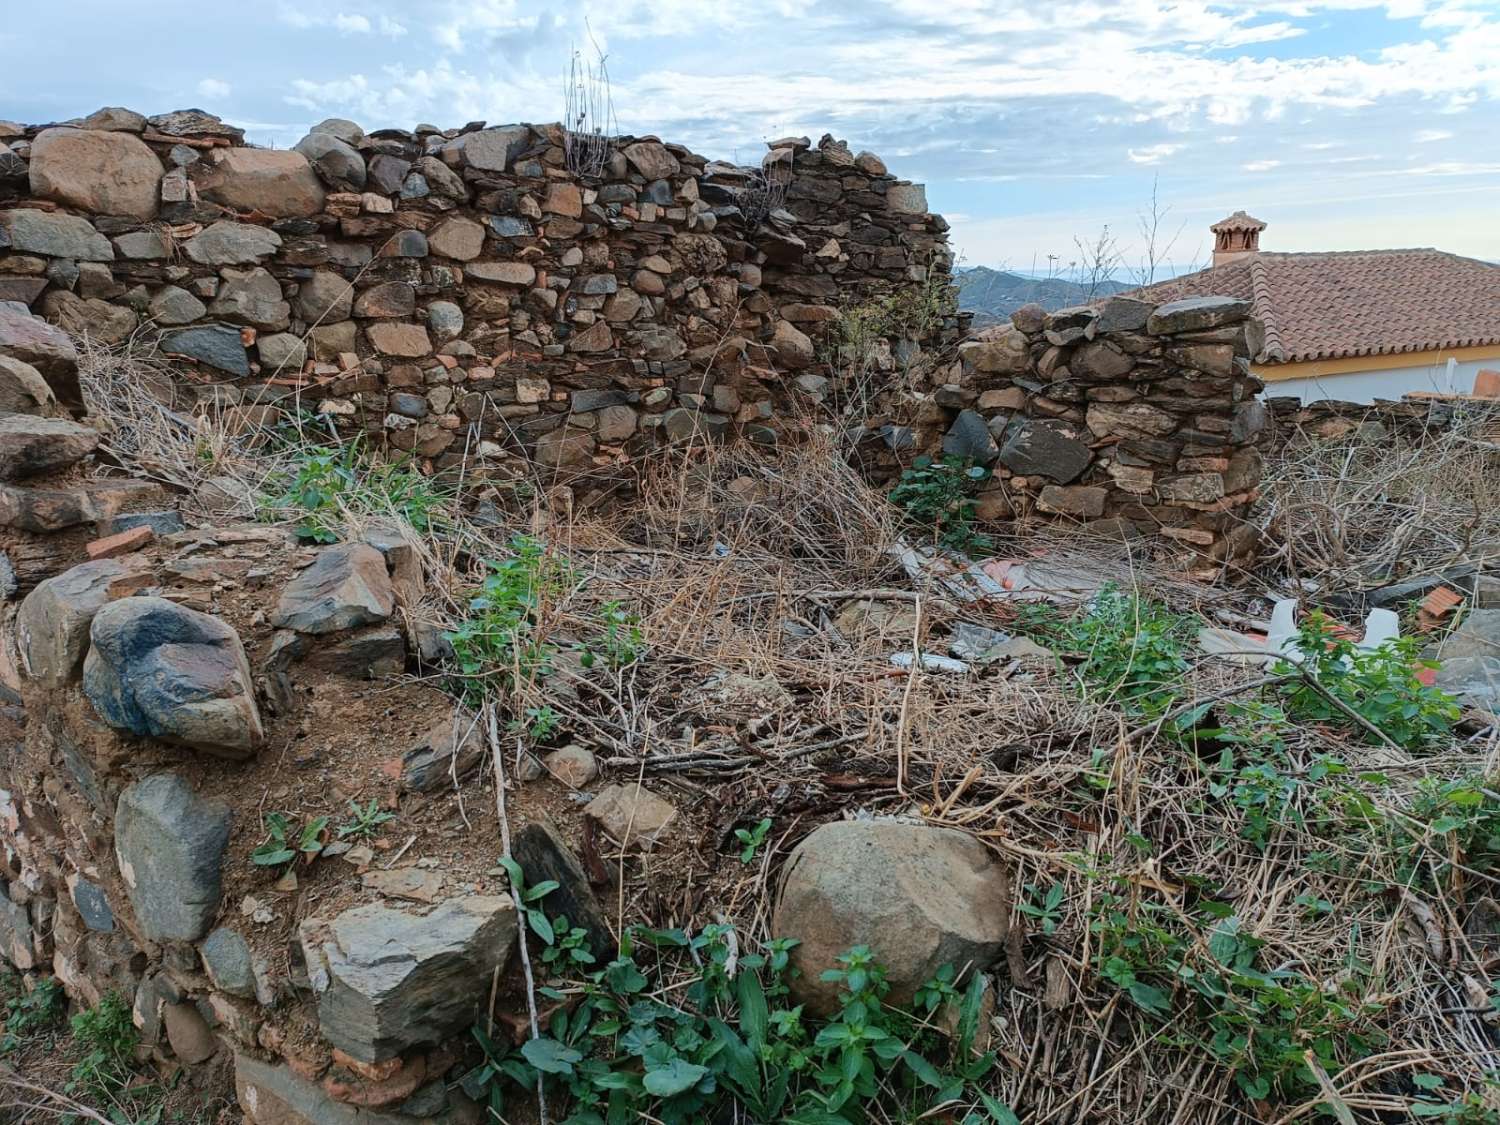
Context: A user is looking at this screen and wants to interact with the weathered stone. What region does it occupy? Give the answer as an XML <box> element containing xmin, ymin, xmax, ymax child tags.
<box><xmin>959</xmin><ymin>329</ymin><xmax>1029</xmax><ymax>375</ymax></box>
<box><xmin>464</xmin><ymin>261</ymin><xmax>534</xmax><ymax>286</ymax></box>
<box><xmin>184</xmin><ymin>221</ymin><xmax>282</xmax><ymax>266</ymax></box>
<box><xmin>293</xmin><ymin>271</ymin><xmax>354</xmax><ymax>324</ymax></box>
<box><xmin>398</xmin><ymin>715</ymin><xmax>484</xmax><ymax>793</ymax></box>
<box><xmin>0</xmin><ymin>898</ymin><xmax>34</xmax><ymax>970</ymax></box>
<box><xmin>29</xmin><ymin>127</ymin><xmax>162</xmax><ymax>220</ymax></box>
<box><xmin>194</xmin><ymin>147</ymin><xmax>326</xmax><ymax>218</ymax></box>
<box><xmin>0</xmin><ymin>303</ymin><xmax>79</xmax><ymax>405</ymax></box>
<box><xmin>773</xmin><ymin>820</ymin><xmax>1011</xmax><ymax>1016</ymax></box>
<box><xmin>272</xmin><ymin>544</ymin><xmax>395</xmax><ymax>635</ymax></box>
<box><xmin>310</xmin><ymin>117</ymin><xmax>366</xmax><ymax>146</ymax></box>
<box><xmin>1086</xmin><ymin>402</ymin><xmax>1177</xmax><ymax>440</ymax></box>
<box><xmin>148</xmin><ymin>109</ymin><xmax>244</xmax><ymax>143</ymax></box>
<box><xmin>160</xmin><ymin>323</ymin><xmax>249</xmax><ymax>375</ymax></box>
<box><xmin>544</xmin><ymin>182</ymin><xmax>583</xmax><ymax>218</ymax></box>
<box><xmin>353</xmin><ymin>282</ymin><xmax>415</xmax><ymax>318</ymax></box>
<box><xmin>886</xmin><ymin>182</ymin><xmax>927</xmax><ymax>214</ymax></box>
<box><xmin>1157</xmin><ymin>472</ymin><xmax>1225</xmax><ymax>503</ymax></box>
<box><xmin>426</xmin><ymin>301</ymin><xmax>463</xmax><ymax>344</ymax></box>
<box><xmin>1147</xmin><ymin>296</ymin><xmax>1252</xmax><ymax>335</ymax></box>
<box><xmin>148</xmin><ymin>285</ymin><xmax>207</xmax><ymax>325</ymax></box>
<box><xmin>413</xmin><ymin>155</ymin><xmax>467</xmax><ymax>199</ymax></box>
<box><xmin>542</xmin><ymin>744</ymin><xmax>598</xmax><ymax>788</ymax></box>
<box><xmin>381</xmin><ymin>229</ymin><xmax>428</xmax><ymax>258</ymax></box>
<box><xmin>69</xmin><ymin>876</ymin><xmax>116</xmax><ymax>932</ymax></box>
<box><xmin>300</xmin><ymin>896</ymin><xmax>517</xmax><ymax>1063</ymax></box>
<box><xmin>202</xmin><ymin>927</ymin><xmax>258</xmax><ymax>998</ymax></box>
<box><xmin>115</xmin><ymin>772</ymin><xmax>231</xmax><ymax>942</ymax></box>
<box><xmin>367</xmin><ymin>153</ymin><xmax>412</xmax><ymax>195</ymax></box>
<box><xmin>770</xmin><ymin>319</ymin><xmax>814</xmax><ymax>369</ymax></box>
<box><xmin>427</xmin><ymin>217</ymin><xmax>485</xmax><ymax>261</ymax></box>
<box><xmin>451</xmin><ymin>125</ymin><xmax>531</xmax><ymax>172</ymax></box>
<box><xmin>1037</xmin><ymin>484</ymin><xmax>1108</xmax><ymax>518</ymax></box>
<box><xmin>567</xmin><ymin>321</ymin><xmax>613</xmax><ymax>354</ymax></box>
<box><xmin>294</xmin><ymin>131</ymin><xmax>367</xmax><ymax>192</ymax></box>
<box><xmin>85</xmin><ymin>596</ymin><xmax>265</xmax><ymax>756</ymax></box>
<box><xmin>251</xmin><ymin>332</ymin><xmax>304</xmax><ymax>374</ymax></box>
<box><xmin>998</xmin><ymin>419</ymin><xmax>1091</xmax><ymax>484</ymax></box>
<box><xmin>0</xmin><ymin>209</ymin><xmax>114</xmax><ymax>261</ymax></box>
<box><xmin>309</xmin><ymin>321</ymin><xmax>357</xmax><ymax>362</ymax></box>
<box><xmin>0</xmin><ymin>275</ymin><xmax>46</xmax><ymax>306</ymax></box>
<box><xmin>622</xmin><ymin>140</ymin><xmax>680</xmax><ymax>180</ymax></box>
<box><xmin>40</xmin><ymin>290</ymin><xmax>137</xmax><ymax>344</ymax></box>
<box><xmin>585</xmin><ymin>783</ymin><xmax>677</xmax><ymax>849</ymax></box>
<box><xmin>0</xmin><ymin>478</ymin><xmax>158</xmax><ymax>533</ymax></box>
<box><xmin>164</xmin><ymin>1001</ymin><xmax>217</xmax><ymax>1064</ymax></box>
<box><xmin>0</xmin><ymin>354</ymin><xmax>56</xmax><ymax>415</ymax></box>
<box><xmin>1071</xmin><ymin>340</ymin><xmax>1135</xmax><ymax>380</ymax></box>
<box><xmin>17</xmin><ymin>558</ymin><xmax>137</xmax><ymax>688</ymax></box>
<box><xmin>943</xmin><ymin>409</ymin><xmax>999</xmax><ymax>463</ymax></box>
<box><xmin>81</xmin><ymin>106</ymin><xmax>148</xmax><ymax>132</ymax></box>
<box><xmin>366</xmin><ymin>322</ymin><xmax>431</xmax><ymax>357</ymax></box>
<box><xmin>209</xmin><ymin>267</ymin><xmax>291</xmax><ymax>331</ymax></box>
<box><xmin>0</xmin><ymin>412</ymin><xmax>98</xmax><ymax>479</ymax></box>
<box><xmin>513</xmin><ymin>819</ymin><xmax>615</xmax><ymax>960</ymax></box>
<box><xmin>1096</xmin><ymin>297</ymin><xmax>1153</xmax><ymax>333</ymax></box>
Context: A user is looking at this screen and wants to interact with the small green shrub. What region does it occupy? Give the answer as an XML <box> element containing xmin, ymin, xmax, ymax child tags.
<box><xmin>1276</xmin><ymin>612</ymin><xmax>1460</xmax><ymax>751</ymax></box>
<box><xmin>262</xmin><ymin>440</ymin><xmax>449</xmax><ymax>543</ymax></box>
<box><xmin>337</xmin><ymin>798</ymin><xmax>395</xmax><ymax>842</ymax></box>
<box><xmin>734</xmin><ymin>818</ymin><xmax>772</xmax><ymax>864</ymax></box>
<box><xmin>462</xmin><ymin>915</ymin><xmax>1012</xmax><ymax>1125</ymax></box>
<box><xmin>68</xmin><ymin>992</ymin><xmax>140</xmax><ymax>1099</ymax></box>
<box><xmin>252</xmin><ymin>811</ymin><xmax>328</xmax><ymax>869</ymax></box>
<box><xmin>889</xmin><ymin>455</ymin><xmax>992</xmax><ymax>554</ymax></box>
<box><xmin>445</xmin><ymin>536</ymin><xmax>573</xmax><ymax>701</ymax></box>
<box><xmin>1</xmin><ymin>973</ymin><xmax>65</xmax><ymax>1053</ymax></box>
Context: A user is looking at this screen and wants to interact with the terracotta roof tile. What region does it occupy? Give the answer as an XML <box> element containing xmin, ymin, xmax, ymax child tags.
<box><xmin>1126</xmin><ymin>249</ymin><xmax>1500</xmax><ymax>364</ymax></box>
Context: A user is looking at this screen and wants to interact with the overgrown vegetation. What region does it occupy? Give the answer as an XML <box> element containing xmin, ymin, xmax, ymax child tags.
<box><xmin>261</xmin><ymin>440</ymin><xmax>450</xmax><ymax>543</ymax></box>
<box><xmin>68</xmin><ymin>992</ymin><xmax>142</xmax><ymax>1103</ymax></box>
<box><xmin>889</xmin><ymin>455</ymin><xmax>992</xmax><ymax>554</ymax></box>
<box><xmin>465</xmin><ymin>925</ymin><xmax>1014</xmax><ymax>1125</ymax></box>
<box><xmin>1</xmin><ymin>973</ymin><xmax>65</xmax><ymax>1054</ymax></box>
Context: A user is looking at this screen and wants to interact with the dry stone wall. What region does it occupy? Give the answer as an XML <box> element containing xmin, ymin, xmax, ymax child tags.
<box><xmin>0</xmin><ymin>108</ymin><xmax>955</xmax><ymax>474</ymax></box>
<box><xmin>895</xmin><ymin>294</ymin><xmax>1268</xmax><ymax>565</ymax></box>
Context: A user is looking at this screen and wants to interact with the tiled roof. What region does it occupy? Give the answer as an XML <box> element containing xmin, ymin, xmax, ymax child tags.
<box><xmin>1126</xmin><ymin>249</ymin><xmax>1500</xmax><ymax>364</ymax></box>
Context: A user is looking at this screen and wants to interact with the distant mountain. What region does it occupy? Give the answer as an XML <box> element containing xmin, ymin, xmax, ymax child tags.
<box><xmin>955</xmin><ymin>266</ymin><xmax>1132</xmax><ymax>327</ymax></box>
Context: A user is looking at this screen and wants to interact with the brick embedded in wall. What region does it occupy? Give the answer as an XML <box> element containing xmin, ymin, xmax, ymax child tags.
<box><xmin>0</xmin><ymin>109</ymin><xmax>957</xmax><ymax>475</ymax></box>
<box><xmin>934</xmin><ymin>294</ymin><xmax>1267</xmax><ymax>563</ymax></box>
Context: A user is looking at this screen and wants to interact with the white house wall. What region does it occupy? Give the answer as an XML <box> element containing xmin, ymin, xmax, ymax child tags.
<box><xmin>1262</xmin><ymin>356</ymin><xmax>1498</xmax><ymax>404</ymax></box>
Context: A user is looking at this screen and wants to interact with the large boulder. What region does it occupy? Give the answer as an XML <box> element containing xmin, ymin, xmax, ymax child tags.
<box><xmin>28</xmin><ymin>127</ymin><xmax>162</xmax><ymax>220</ymax></box>
<box><xmin>299</xmin><ymin>896</ymin><xmax>517</xmax><ymax>1063</ymax></box>
<box><xmin>290</xmin><ymin>271</ymin><xmax>353</xmax><ymax>325</ymax></box>
<box><xmin>772</xmin><ymin>819</ymin><xmax>1012</xmax><ymax>1016</ymax></box>
<box><xmin>208</xmin><ymin>267</ymin><xmax>291</xmax><ymax>331</ymax></box>
<box><xmin>16</xmin><ymin>557</ymin><xmax>139</xmax><ymax>688</ymax></box>
<box><xmin>959</xmin><ymin>328</ymin><xmax>1030</xmax><ymax>375</ymax></box>
<box><xmin>446</xmin><ymin>125</ymin><xmax>531</xmax><ymax>173</ymax></box>
<box><xmin>116</xmin><ymin>773</ymin><xmax>230</xmax><ymax>942</ymax></box>
<box><xmin>192</xmin><ymin>147</ymin><xmax>326</xmax><ymax>218</ymax></box>
<box><xmin>271</xmin><ymin>544</ymin><xmax>395</xmax><ymax>635</ymax></box>
<box><xmin>0</xmin><ymin>413</ymin><xmax>98</xmax><ymax>478</ymax></box>
<box><xmin>622</xmin><ymin>140</ymin><xmax>680</xmax><ymax>180</ymax></box>
<box><xmin>84</xmin><ymin>596</ymin><xmax>265</xmax><ymax>757</ymax></box>
<box><xmin>183</xmin><ymin>221</ymin><xmax>282</xmax><ymax>267</ymax></box>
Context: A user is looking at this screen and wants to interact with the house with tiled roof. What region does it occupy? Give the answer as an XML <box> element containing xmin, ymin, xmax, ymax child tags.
<box><xmin>1127</xmin><ymin>212</ymin><xmax>1500</xmax><ymax>403</ymax></box>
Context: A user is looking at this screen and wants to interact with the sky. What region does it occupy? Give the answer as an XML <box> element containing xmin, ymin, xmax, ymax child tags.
<box><xmin>2</xmin><ymin>0</ymin><xmax>1497</xmax><ymax>278</ymax></box>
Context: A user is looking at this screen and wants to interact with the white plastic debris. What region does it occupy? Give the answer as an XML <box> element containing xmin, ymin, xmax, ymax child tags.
<box><xmin>890</xmin><ymin>652</ymin><xmax>971</xmax><ymax>675</ymax></box>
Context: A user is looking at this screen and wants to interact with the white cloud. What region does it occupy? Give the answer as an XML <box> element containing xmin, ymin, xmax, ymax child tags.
<box><xmin>1129</xmin><ymin>143</ymin><xmax>1184</xmax><ymax>164</ymax></box>
<box><xmin>1416</xmin><ymin>128</ymin><xmax>1454</xmax><ymax>141</ymax></box>
<box><xmin>334</xmin><ymin>14</ymin><xmax>371</xmax><ymax>33</ymax></box>
<box><xmin>197</xmin><ymin>78</ymin><xmax>231</xmax><ymax>99</ymax></box>
<box><xmin>1243</xmin><ymin>159</ymin><xmax>1282</xmax><ymax>171</ymax></box>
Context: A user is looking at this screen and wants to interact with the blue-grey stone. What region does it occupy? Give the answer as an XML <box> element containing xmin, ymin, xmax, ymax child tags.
<box><xmin>399</xmin><ymin>172</ymin><xmax>430</xmax><ymax>200</ymax></box>
<box><xmin>98</xmin><ymin>509</ymin><xmax>186</xmax><ymax>537</ymax></box>
<box><xmin>488</xmin><ymin>216</ymin><xmax>534</xmax><ymax>238</ymax></box>
<box><xmin>159</xmin><ymin>323</ymin><xmax>249</xmax><ymax>376</ymax></box>
<box><xmin>941</xmin><ymin>409</ymin><xmax>999</xmax><ymax>464</ymax></box>
<box><xmin>201</xmin><ymin>927</ymin><xmax>256</xmax><ymax>997</ymax></box>
<box><xmin>71</xmin><ymin>878</ymin><xmax>115</xmax><ymax>932</ymax></box>
<box><xmin>114</xmin><ymin>773</ymin><xmax>231</xmax><ymax>942</ymax></box>
<box><xmin>998</xmin><ymin>419</ymin><xmax>1092</xmax><ymax>484</ymax></box>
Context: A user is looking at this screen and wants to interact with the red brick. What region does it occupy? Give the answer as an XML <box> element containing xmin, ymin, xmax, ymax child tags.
<box><xmin>86</xmin><ymin>525</ymin><xmax>153</xmax><ymax>559</ymax></box>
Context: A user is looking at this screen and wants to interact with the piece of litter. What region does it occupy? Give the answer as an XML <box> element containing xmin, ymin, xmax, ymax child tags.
<box><xmin>891</xmin><ymin>652</ymin><xmax>970</xmax><ymax>674</ymax></box>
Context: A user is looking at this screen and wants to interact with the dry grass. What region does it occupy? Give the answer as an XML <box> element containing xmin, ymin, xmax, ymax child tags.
<box><xmin>1260</xmin><ymin>404</ymin><xmax>1500</xmax><ymax>599</ymax></box>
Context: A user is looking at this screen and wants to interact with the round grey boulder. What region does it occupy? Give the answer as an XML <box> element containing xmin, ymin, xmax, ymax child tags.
<box><xmin>772</xmin><ymin>819</ymin><xmax>1012</xmax><ymax>1016</ymax></box>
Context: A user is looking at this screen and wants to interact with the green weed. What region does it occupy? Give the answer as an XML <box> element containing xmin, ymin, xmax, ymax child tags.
<box><xmin>889</xmin><ymin>455</ymin><xmax>993</xmax><ymax>555</ymax></box>
<box><xmin>1</xmin><ymin>973</ymin><xmax>65</xmax><ymax>1053</ymax></box>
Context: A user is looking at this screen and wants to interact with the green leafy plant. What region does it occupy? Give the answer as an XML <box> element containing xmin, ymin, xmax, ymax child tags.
<box><xmin>1410</xmin><ymin>1075</ymin><xmax>1500</xmax><ymax>1121</ymax></box>
<box><xmin>498</xmin><ymin>856</ymin><xmax>563</xmax><ymax>945</ymax></box>
<box><xmin>1276</xmin><ymin>612</ymin><xmax>1460</xmax><ymax>751</ymax></box>
<box><xmin>1035</xmin><ymin>586</ymin><xmax>1194</xmax><ymax>715</ymax></box>
<box><xmin>508</xmin><ymin>705</ymin><xmax>561</xmax><ymax>744</ymax></box>
<box><xmin>461</xmin><ymin>920</ymin><xmax>1011</xmax><ymax>1125</ymax></box>
<box><xmin>445</xmin><ymin>535</ymin><xmax>573</xmax><ymax>702</ymax></box>
<box><xmin>262</xmin><ymin>440</ymin><xmax>449</xmax><ymax>543</ymax></box>
<box><xmin>252</xmin><ymin>812</ymin><xmax>329</xmax><ymax>869</ymax></box>
<box><xmin>889</xmin><ymin>455</ymin><xmax>993</xmax><ymax>554</ymax></box>
<box><xmin>1</xmin><ymin>973</ymin><xmax>65</xmax><ymax>1053</ymax></box>
<box><xmin>734</xmin><ymin>818</ymin><xmax>772</xmax><ymax>864</ymax></box>
<box><xmin>585</xmin><ymin>600</ymin><xmax>645</xmax><ymax>669</ymax></box>
<box><xmin>68</xmin><ymin>992</ymin><xmax>140</xmax><ymax>1100</ymax></box>
<box><xmin>337</xmin><ymin>798</ymin><xmax>395</xmax><ymax>841</ymax></box>
<box><xmin>1017</xmin><ymin>883</ymin><xmax>1066</xmax><ymax>936</ymax></box>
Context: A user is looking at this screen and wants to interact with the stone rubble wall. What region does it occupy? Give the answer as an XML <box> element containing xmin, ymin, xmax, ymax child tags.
<box><xmin>888</xmin><ymin>294</ymin><xmax>1268</xmax><ymax>565</ymax></box>
<box><xmin>0</xmin><ymin>107</ymin><xmax>956</xmax><ymax>474</ymax></box>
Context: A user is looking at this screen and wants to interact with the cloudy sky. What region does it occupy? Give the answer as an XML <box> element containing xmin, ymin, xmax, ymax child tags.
<box><xmin>3</xmin><ymin>0</ymin><xmax>1497</xmax><ymax>276</ymax></box>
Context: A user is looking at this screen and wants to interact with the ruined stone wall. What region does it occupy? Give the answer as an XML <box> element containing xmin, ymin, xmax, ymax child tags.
<box><xmin>0</xmin><ymin>108</ymin><xmax>955</xmax><ymax>474</ymax></box>
<box><xmin>895</xmin><ymin>294</ymin><xmax>1268</xmax><ymax>565</ymax></box>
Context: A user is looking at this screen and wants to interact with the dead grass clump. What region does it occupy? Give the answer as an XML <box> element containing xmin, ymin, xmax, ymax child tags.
<box><xmin>1261</xmin><ymin>405</ymin><xmax>1500</xmax><ymax>597</ymax></box>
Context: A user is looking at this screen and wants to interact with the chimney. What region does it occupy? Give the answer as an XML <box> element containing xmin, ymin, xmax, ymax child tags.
<box><xmin>1210</xmin><ymin>210</ymin><xmax>1266</xmax><ymax>268</ymax></box>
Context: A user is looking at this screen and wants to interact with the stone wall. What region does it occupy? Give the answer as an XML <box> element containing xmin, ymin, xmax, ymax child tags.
<box><xmin>891</xmin><ymin>294</ymin><xmax>1268</xmax><ymax>565</ymax></box>
<box><xmin>0</xmin><ymin>108</ymin><xmax>956</xmax><ymax>474</ymax></box>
